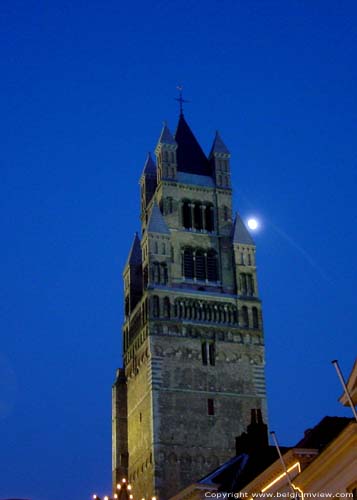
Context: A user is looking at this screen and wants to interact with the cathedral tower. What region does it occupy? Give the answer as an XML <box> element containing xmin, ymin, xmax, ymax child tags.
<box><xmin>112</xmin><ymin>112</ymin><xmax>267</xmax><ymax>499</ymax></box>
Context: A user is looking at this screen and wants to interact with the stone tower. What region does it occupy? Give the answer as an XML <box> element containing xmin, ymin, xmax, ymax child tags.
<box><xmin>112</xmin><ymin>112</ymin><xmax>267</xmax><ymax>500</ymax></box>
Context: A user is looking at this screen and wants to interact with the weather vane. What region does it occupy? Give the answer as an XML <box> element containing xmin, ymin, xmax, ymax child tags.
<box><xmin>175</xmin><ymin>85</ymin><xmax>190</xmax><ymax>115</ymax></box>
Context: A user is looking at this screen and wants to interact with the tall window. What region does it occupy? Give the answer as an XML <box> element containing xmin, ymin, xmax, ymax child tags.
<box><xmin>153</xmin><ymin>296</ymin><xmax>160</xmax><ymax>317</ymax></box>
<box><xmin>207</xmin><ymin>399</ymin><xmax>215</xmax><ymax>416</ymax></box>
<box><xmin>207</xmin><ymin>251</ymin><xmax>218</xmax><ymax>282</ymax></box>
<box><xmin>241</xmin><ymin>305</ymin><xmax>249</xmax><ymax>327</ymax></box>
<box><xmin>202</xmin><ymin>342</ymin><xmax>215</xmax><ymax>366</ymax></box>
<box><xmin>201</xmin><ymin>342</ymin><xmax>208</xmax><ymax>365</ymax></box>
<box><xmin>182</xmin><ymin>200</ymin><xmax>191</xmax><ymax>229</ymax></box>
<box><xmin>195</xmin><ymin>250</ymin><xmax>206</xmax><ymax>281</ymax></box>
<box><xmin>163</xmin><ymin>297</ymin><xmax>171</xmax><ymax>318</ymax></box>
<box><xmin>183</xmin><ymin>248</ymin><xmax>194</xmax><ymax>279</ymax></box>
<box><xmin>205</xmin><ymin>205</ymin><xmax>214</xmax><ymax>232</ymax></box>
<box><xmin>252</xmin><ymin>307</ymin><xmax>259</xmax><ymax>328</ymax></box>
<box><xmin>194</xmin><ymin>203</ymin><xmax>203</xmax><ymax>230</ymax></box>
<box><xmin>209</xmin><ymin>343</ymin><xmax>216</xmax><ymax>366</ymax></box>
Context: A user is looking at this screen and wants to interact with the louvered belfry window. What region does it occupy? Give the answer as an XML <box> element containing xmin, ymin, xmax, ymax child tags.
<box><xmin>183</xmin><ymin>248</ymin><xmax>218</xmax><ymax>282</ymax></box>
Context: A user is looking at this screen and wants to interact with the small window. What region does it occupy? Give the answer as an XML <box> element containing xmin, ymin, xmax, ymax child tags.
<box><xmin>252</xmin><ymin>307</ymin><xmax>259</xmax><ymax>329</ymax></box>
<box><xmin>209</xmin><ymin>343</ymin><xmax>216</xmax><ymax>366</ymax></box>
<box><xmin>241</xmin><ymin>305</ymin><xmax>249</xmax><ymax>327</ymax></box>
<box><xmin>201</xmin><ymin>342</ymin><xmax>208</xmax><ymax>365</ymax></box>
<box><xmin>182</xmin><ymin>200</ymin><xmax>191</xmax><ymax>229</ymax></box>
<box><xmin>207</xmin><ymin>398</ymin><xmax>215</xmax><ymax>416</ymax></box>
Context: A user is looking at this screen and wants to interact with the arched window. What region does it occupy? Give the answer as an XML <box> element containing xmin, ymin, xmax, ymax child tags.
<box><xmin>241</xmin><ymin>306</ymin><xmax>249</xmax><ymax>327</ymax></box>
<box><xmin>182</xmin><ymin>201</ymin><xmax>191</xmax><ymax>229</ymax></box>
<box><xmin>252</xmin><ymin>307</ymin><xmax>259</xmax><ymax>329</ymax></box>
<box><xmin>195</xmin><ymin>250</ymin><xmax>206</xmax><ymax>281</ymax></box>
<box><xmin>183</xmin><ymin>248</ymin><xmax>194</xmax><ymax>279</ymax></box>
<box><xmin>207</xmin><ymin>251</ymin><xmax>218</xmax><ymax>282</ymax></box>
<box><xmin>153</xmin><ymin>296</ymin><xmax>160</xmax><ymax>318</ymax></box>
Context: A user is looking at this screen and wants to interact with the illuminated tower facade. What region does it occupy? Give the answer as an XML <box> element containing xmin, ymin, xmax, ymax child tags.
<box><xmin>112</xmin><ymin>112</ymin><xmax>267</xmax><ymax>499</ymax></box>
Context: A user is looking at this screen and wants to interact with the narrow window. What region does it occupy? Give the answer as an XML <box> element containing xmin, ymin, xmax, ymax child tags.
<box><xmin>153</xmin><ymin>296</ymin><xmax>160</xmax><ymax>318</ymax></box>
<box><xmin>223</xmin><ymin>206</ymin><xmax>228</xmax><ymax>221</ymax></box>
<box><xmin>207</xmin><ymin>251</ymin><xmax>218</xmax><ymax>282</ymax></box>
<box><xmin>201</xmin><ymin>342</ymin><xmax>208</xmax><ymax>365</ymax></box>
<box><xmin>183</xmin><ymin>248</ymin><xmax>194</xmax><ymax>279</ymax></box>
<box><xmin>209</xmin><ymin>343</ymin><xmax>215</xmax><ymax>366</ymax></box>
<box><xmin>205</xmin><ymin>205</ymin><xmax>214</xmax><ymax>232</ymax></box>
<box><xmin>194</xmin><ymin>202</ymin><xmax>203</xmax><ymax>230</ymax></box>
<box><xmin>252</xmin><ymin>307</ymin><xmax>259</xmax><ymax>329</ymax></box>
<box><xmin>241</xmin><ymin>273</ymin><xmax>247</xmax><ymax>294</ymax></box>
<box><xmin>207</xmin><ymin>398</ymin><xmax>215</xmax><ymax>416</ymax></box>
<box><xmin>161</xmin><ymin>263</ymin><xmax>168</xmax><ymax>284</ymax></box>
<box><xmin>182</xmin><ymin>201</ymin><xmax>191</xmax><ymax>229</ymax></box>
<box><xmin>195</xmin><ymin>250</ymin><xmax>206</xmax><ymax>281</ymax></box>
<box><xmin>163</xmin><ymin>297</ymin><xmax>170</xmax><ymax>318</ymax></box>
<box><xmin>247</xmin><ymin>274</ymin><xmax>255</xmax><ymax>295</ymax></box>
<box><xmin>241</xmin><ymin>306</ymin><xmax>249</xmax><ymax>327</ymax></box>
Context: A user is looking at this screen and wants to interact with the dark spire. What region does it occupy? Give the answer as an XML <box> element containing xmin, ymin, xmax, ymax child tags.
<box><xmin>125</xmin><ymin>232</ymin><xmax>142</xmax><ymax>267</ymax></box>
<box><xmin>232</xmin><ymin>213</ymin><xmax>255</xmax><ymax>245</ymax></box>
<box><xmin>174</xmin><ymin>114</ymin><xmax>211</xmax><ymax>176</ymax></box>
<box><xmin>209</xmin><ymin>130</ymin><xmax>230</xmax><ymax>157</ymax></box>
<box><xmin>141</xmin><ymin>152</ymin><xmax>156</xmax><ymax>177</ymax></box>
<box><xmin>147</xmin><ymin>202</ymin><xmax>170</xmax><ymax>234</ymax></box>
<box><xmin>157</xmin><ymin>122</ymin><xmax>177</xmax><ymax>147</ymax></box>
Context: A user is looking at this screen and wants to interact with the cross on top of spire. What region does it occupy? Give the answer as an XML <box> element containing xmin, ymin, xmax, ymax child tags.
<box><xmin>175</xmin><ymin>85</ymin><xmax>190</xmax><ymax>115</ymax></box>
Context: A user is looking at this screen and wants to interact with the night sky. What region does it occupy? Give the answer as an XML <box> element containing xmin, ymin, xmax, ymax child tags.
<box><xmin>1</xmin><ymin>1</ymin><xmax>356</xmax><ymax>499</ymax></box>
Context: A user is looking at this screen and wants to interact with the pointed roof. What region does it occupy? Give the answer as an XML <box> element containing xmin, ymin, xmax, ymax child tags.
<box><xmin>125</xmin><ymin>232</ymin><xmax>142</xmax><ymax>267</ymax></box>
<box><xmin>232</xmin><ymin>213</ymin><xmax>255</xmax><ymax>245</ymax></box>
<box><xmin>157</xmin><ymin>122</ymin><xmax>177</xmax><ymax>147</ymax></box>
<box><xmin>174</xmin><ymin>114</ymin><xmax>211</xmax><ymax>176</ymax></box>
<box><xmin>141</xmin><ymin>152</ymin><xmax>156</xmax><ymax>177</ymax></box>
<box><xmin>147</xmin><ymin>202</ymin><xmax>170</xmax><ymax>235</ymax></box>
<box><xmin>209</xmin><ymin>130</ymin><xmax>230</xmax><ymax>157</ymax></box>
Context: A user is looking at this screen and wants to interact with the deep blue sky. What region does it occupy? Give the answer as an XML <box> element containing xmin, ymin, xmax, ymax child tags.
<box><xmin>1</xmin><ymin>1</ymin><xmax>356</xmax><ymax>499</ymax></box>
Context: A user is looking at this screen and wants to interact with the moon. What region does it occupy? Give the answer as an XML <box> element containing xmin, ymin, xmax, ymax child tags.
<box><xmin>247</xmin><ymin>218</ymin><xmax>259</xmax><ymax>230</ymax></box>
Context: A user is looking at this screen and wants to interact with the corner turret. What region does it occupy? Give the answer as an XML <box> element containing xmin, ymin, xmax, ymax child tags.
<box><xmin>155</xmin><ymin>122</ymin><xmax>178</xmax><ymax>182</ymax></box>
<box><xmin>209</xmin><ymin>131</ymin><xmax>231</xmax><ymax>188</ymax></box>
